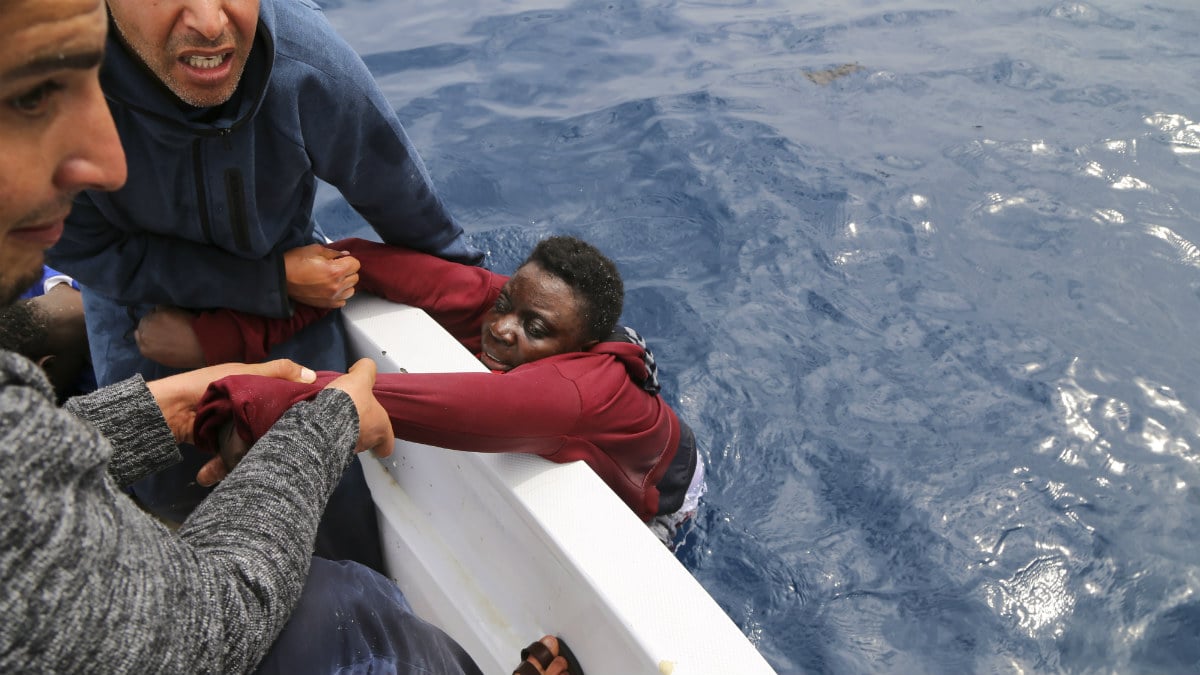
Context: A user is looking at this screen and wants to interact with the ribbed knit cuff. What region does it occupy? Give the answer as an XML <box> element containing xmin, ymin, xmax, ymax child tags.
<box><xmin>66</xmin><ymin>375</ymin><xmax>180</xmax><ymax>487</ymax></box>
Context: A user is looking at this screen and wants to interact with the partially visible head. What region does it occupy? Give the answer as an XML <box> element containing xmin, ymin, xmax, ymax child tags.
<box><xmin>0</xmin><ymin>287</ymin><xmax>90</xmax><ymax>401</ymax></box>
<box><xmin>525</xmin><ymin>236</ymin><xmax>624</xmax><ymax>341</ymax></box>
<box><xmin>107</xmin><ymin>0</ymin><xmax>260</xmax><ymax>108</ymax></box>
<box><xmin>0</xmin><ymin>0</ymin><xmax>127</xmax><ymax>306</ymax></box>
<box><xmin>479</xmin><ymin>236</ymin><xmax>623</xmax><ymax>372</ymax></box>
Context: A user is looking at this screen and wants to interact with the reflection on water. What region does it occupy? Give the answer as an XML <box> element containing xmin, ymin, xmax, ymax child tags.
<box><xmin>988</xmin><ymin>554</ymin><xmax>1075</xmax><ymax>637</ymax></box>
<box><xmin>1151</xmin><ymin>113</ymin><xmax>1200</xmax><ymax>155</ymax></box>
<box><xmin>320</xmin><ymin>0</ymin><xmax>1200</xmax><ymax>672</ymax></box>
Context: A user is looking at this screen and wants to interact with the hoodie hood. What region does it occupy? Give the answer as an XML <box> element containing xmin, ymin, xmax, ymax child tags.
<box><xmin>590</xmin><ymin>325</ymin><xmax>661</xmax><ymax>394</ymax></box>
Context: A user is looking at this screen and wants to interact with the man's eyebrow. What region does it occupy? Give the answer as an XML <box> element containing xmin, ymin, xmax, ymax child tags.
<box><xmin>1</xmin><ymin>50</ymin><xmax>103</xmax><ymax>84</ymax></box>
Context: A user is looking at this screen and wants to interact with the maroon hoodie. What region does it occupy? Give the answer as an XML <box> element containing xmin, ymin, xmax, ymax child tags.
<box><xmin>192</xmin><ymin>239</ymin><xmax>693</xmax><ymax>521</ymax></box>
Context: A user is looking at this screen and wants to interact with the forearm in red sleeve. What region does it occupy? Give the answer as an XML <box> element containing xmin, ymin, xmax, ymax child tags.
<box><xmin>332</xmin><ymin>238</ymin><xmax>505</xmax><ymax>345</ymax></box>
<box><xmin>192</xmin><ymin>303</ymin><xmax>332</xmax><ymax>365</ymax></box>
<box><xmin>194</xmin><ymin>364</ymin><xmax>585</xmax><ymax>457</ymax></box>
<box><xmin>370</xmin><ymin>367</ymin><xmax>585</xmax><ymax>454</ymax></box>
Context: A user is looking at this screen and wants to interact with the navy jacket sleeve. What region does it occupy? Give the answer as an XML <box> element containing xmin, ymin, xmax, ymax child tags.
<box><xmin>283</xmin><ymin>6</ymin><xmax>483</xmax><ymax>266</ymax></box>
<box><xmin>51</xmin><ymin>193</ymin><xmax>290</xmax><ymax>314</ymax></box>
<box><xmin>189</xmin><ymin>239</ymin><xmax>502</xmax><ymax>364</ymax></box>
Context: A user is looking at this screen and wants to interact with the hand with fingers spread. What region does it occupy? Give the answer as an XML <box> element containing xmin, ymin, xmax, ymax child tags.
<box><xmin>283</xmin><ymin>243</ymin><xmax>361</xmax><ymax>308</ymax></box>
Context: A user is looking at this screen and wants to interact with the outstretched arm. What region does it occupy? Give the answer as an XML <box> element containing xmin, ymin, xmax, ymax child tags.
<box><xmin>134</xmin><ymin>303</ymin><xmax>333</xmax><ymax>368</ymax></box>
<box><xmin>194</xmin><ymin>362</ymin><xmax>586</xmax><ymax>461</ymax></box>
<box><xmin>142</xmin><ymin>239</ymin><xmax>505</xmax><ymax>367</ymax></box>
<box><xmin>333</xmin><ymin>238</ymin><xmax>503</xmax><ymax>351</ymax></box>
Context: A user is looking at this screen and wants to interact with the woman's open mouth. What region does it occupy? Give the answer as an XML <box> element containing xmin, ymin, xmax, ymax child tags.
<box><xmin>479</xmin><ymin>348</ymin><xmax>511</xmax><ymax>372</ymax></box>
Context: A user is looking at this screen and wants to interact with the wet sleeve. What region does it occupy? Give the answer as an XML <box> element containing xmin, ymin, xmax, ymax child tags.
<box><xmin>189</xmin><ymin>240</ymin><xmax>504</xmax><ymax>364</ymax></box>
<box><xmin>371</xmin><ymin>368</ymin><xmax>585</xmax><ymax>455</ymax></box>
<box><xmin>193</xmin><ymin>372</ymin><xmax>339</xmax><ymax>454</ymax></box>
<box><xmin>337</xmin><ymin>238</ymin><xmax>504</xmax><ymax>348</ymax></box>
<box><xmin>195</xmin><ymin>365</ymin><xmax>585</xmax><ymax>458</ymax></box>
<box><xmin>193</xmin><ymin>303</ymin><xmax>333</xmax><ymax>365</ymax></box>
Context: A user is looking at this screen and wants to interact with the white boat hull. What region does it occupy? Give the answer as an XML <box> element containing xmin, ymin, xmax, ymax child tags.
<box><xmin>344</xmin><ymin>295</ymin><xmax>776</xmax><ymax>674</ymax></box>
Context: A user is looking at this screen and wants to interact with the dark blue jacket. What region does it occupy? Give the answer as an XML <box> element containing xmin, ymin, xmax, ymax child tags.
<box><xmin>50</xmin><ymin>0</ymin><xmax>480</xmax><ymax>383</ymax></box>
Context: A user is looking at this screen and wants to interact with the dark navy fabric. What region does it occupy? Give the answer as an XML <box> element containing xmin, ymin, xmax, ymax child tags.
<box><xmin>51</xmin><ymin>0</ymin><xmax>482</xmax><ymax>383</ymax></box>
<box><xmin>49</xmin><ymin>0</ymin><xmax>485</xmax><ymax>571</ymax></box>
<box><xmin>608</xmin><ymin>325</ymin><xmax>661</xmax><ymax>394</ymax></box>
<box><xmin>52</xmin><ymin>0</ymin><xmax>480</xmax><ymax>317</ymax></box>
<box><xmin>256</xmin><ymin>558</ymin><xmax>484</xmax><ymax>675</ymax></box>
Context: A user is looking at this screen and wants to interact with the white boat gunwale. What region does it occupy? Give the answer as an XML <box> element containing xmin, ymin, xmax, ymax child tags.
<box><xmin>343</xmin><ymin>294</ymin><xmax>776</xmax><ymax>674</ymax></box>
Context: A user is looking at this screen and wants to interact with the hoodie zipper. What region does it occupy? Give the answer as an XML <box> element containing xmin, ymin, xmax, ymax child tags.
<box><xmin>194</xmin><ymin>130</ymin><xmax>251</xmax><ymax>252</ymax></box>
<box><xmin>192</xmin><ymin>139</ymin><xmax>214</xmax><ymax>243</ymax></box>
<box><xmin>225</xmin><ymin>168</ymin><xmax>251</xmax><ymax>251</ymax></box>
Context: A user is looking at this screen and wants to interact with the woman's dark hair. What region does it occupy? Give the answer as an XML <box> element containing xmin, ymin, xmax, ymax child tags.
<box><xmin>522</xmin><ymin>236</ymin><xmax>623</xmax><ymax>342</ymax></box>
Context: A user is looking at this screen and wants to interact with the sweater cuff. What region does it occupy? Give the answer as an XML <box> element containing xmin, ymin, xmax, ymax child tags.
<box><xmin>257</xmin><ymin>387</ymin><xmax>360</xmax><ymax>502</ymax></box>
<box><xmin>66</xmin><ymin>375</ymin><xmax>180</xmax><ymax>487</ymax></box>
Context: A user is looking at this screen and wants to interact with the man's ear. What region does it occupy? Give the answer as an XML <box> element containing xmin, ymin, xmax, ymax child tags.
<box><xmin>36</xmin><ymin>354</ymin><xmax>56</xmax><ymax>369</ymax></box>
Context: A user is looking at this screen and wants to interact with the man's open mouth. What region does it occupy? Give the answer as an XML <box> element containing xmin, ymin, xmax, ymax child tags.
<box><xmin>184</xmin><ymin>53</ymin><xmax>230</xmax><ymax>69</ymax></box>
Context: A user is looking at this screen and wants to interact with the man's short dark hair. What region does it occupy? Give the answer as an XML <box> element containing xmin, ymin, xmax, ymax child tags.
<box><xmin>523</xmin><ymin>236</ymin><xmax>623</xmax><ymax>342</ymax></box>
<box><xmin>0</xmin><ymin>299</ymin><xmax>48</xmax><ymax>360</ymax></box>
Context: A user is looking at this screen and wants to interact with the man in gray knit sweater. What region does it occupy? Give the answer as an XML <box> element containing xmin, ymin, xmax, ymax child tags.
<box><xmin>0</xmin><ymin>1</ymin><xmax>497</xmax><ymax>672</ymax></box>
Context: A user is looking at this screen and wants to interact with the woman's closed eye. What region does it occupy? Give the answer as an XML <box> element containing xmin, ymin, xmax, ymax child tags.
<box><xmin>525</xmin><ymin>320</ymin><xmax>548</xmax><ymax>339</ymax></box>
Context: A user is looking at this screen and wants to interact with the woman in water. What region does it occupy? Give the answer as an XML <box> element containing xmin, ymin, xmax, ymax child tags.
<box><xmin>138</xmin><ymin>236</ymin><xmax>705</xmax><ymax>544</ymax></box>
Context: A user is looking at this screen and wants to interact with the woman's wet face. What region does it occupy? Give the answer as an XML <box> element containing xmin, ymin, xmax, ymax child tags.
<box><xmin>479</xmin><ymin>262</ymin><xmax>596</xmax><ymax>372</ymax></box>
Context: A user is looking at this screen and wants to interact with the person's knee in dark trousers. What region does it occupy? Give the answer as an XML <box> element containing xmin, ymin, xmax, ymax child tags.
<box><xmin>256</xmin><ymin>558</ymin><xmax>483</xmax><ymax>675</ymax></box>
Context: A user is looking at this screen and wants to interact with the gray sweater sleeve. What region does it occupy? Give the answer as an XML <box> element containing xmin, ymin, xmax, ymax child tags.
<box><xmin>65</xmin><ymin>374</ymin><xmax>181</xmax><ymax>487</ymax></box>
<box><xmin>0</xmin><ymin>353</ymin><xmax>360</xmax><ymax>674</ymax></box>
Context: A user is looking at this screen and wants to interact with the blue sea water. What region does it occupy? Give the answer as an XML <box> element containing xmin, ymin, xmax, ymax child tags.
<box><xmin>316</xmin><ymin>1</ymin><xmax>1200</xmax><ymax>672</ymax></box>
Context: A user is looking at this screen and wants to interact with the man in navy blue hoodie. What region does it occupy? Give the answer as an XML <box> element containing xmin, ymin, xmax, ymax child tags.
<box><xmin>49</xmin><ymin>0</ymin><xmax>483</xmax><ymax>570</ymax></box>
